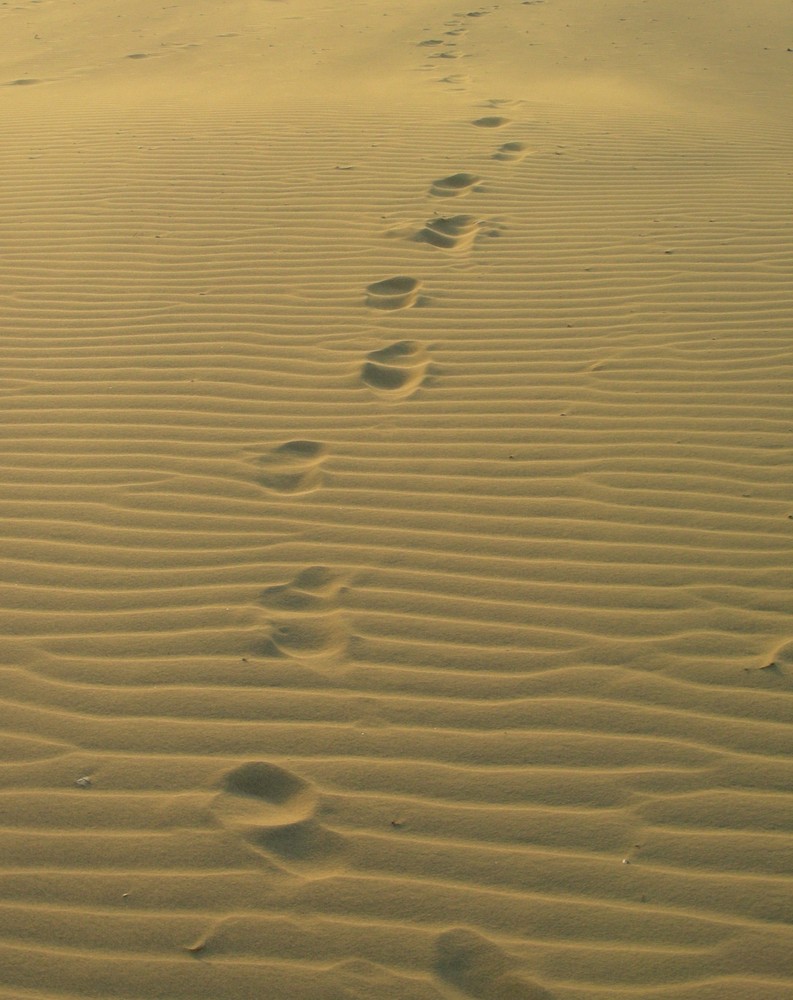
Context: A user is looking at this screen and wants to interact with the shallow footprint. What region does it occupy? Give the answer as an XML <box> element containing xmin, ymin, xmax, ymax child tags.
<box><xmin>257</xmin><ymin>440</ymin><xmax>327</xmax><ymax>494</ymax></box>
<box><xmin>267</xmin><ymin>616</ymin><xmax>348</xmax><ymax>659</ymax></box>
<box><xmin>361</xmin><ymin>341</ymin><xmax>429</xmax><ymax>399</ymax></box>
<box><xmin>439</xmin><ymin>73</ymin><xmax>470</xmax><ymax>84</ymax></box>
<box><xmin>365</xmin><ymin>275</ymin><xmax>422</xmax><ymax>310</ymax></box>
<box><xmin>213</xmin><ymin>762</ymin><xmax>346</xmax><ymax>873</ymax></box>
<box><xmin>430</xmin><ymin>172</ymin><xmax>481</xmax><ymax>197</ymax></box>
<box><xmin>435</xmin><ymin>928</ymin><xmax>554</xmax><ymax>999</ymax></box>
<box><xmin>254</xmin><ymin>818</ymin><xmax>346</xmax><ymax>870</ymax></box>
<box><xmin>260</xmin><ymin>566</ymin><xmax>345</xmax><ymax>613</ymax></box>
<box><xmin>484</xmin><ymin>97</ymin><xmax>524</xmax><ymax>108</ymax></box>
<box><xmin>472</xmin><ymin>116</ymin><xmax>511</xmax><ymax>128</ymax></box>
<box><xmin>493</xmin><ymin>140</ymin><xmax>529</xmax><ymax>162</ymax></box>
<box><xmin>419</xmin><ymin>214</ymin><xmax>479</xmax><ymax>249</ymax></box>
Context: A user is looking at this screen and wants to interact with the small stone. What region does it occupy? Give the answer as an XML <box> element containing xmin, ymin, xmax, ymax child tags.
<box><xmin>75</xmin><ymin>776</ymin><xmax>92</xmax><ymax>788</ymax></box>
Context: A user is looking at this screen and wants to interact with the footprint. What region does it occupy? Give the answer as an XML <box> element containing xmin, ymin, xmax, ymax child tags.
<box><xmin>438</xmin><ymin>73</ymin><xmax>471</xmax><ymax>87</ymax></box>
<box><xmin>215</xmin><ymin>762</ymin><xmax>316</xmax><ymax>828</ymax></box>
<box><xmin>213</xmin><ymin>762</ymin><xmax>346</xmax><ymax>872</ymax></box>
<box><xmin>484</xmin><ymin>97</ymin><xmax>524</xmax><ymax>108</ymax></box>
<box><xmin>472</xmin><ymin>116</ymin><xmax>511</xmax><ymax>128</ymax></box>
<box><xmin>435</xmin><ymin>928</ymin><xmax>554</xmax><ymax>1000</ymax></box>
<box><xmin>493</xmin><ymin>141</ymin><xmax>529</xmax><ymax>162</ymax></box>
<box><xmin>365</xmin><ymin>275</ymin><xmax>422</xmax><ymax>310</ymax></box>
<box><xmin>260</xmin><ymin>566</ymin><xmax>345</xmax><ymax>613</ymax></box>
<box><xmin>266</xmin><ymin>617</ymin><xmax>348</xmax><ymax>659</ymax></box>
<box><xmin>430</xmin><ymin>172</ymin><xmax>481</xmax><ymax>198</ymax></box>
<box><xmin>361</xmin><ymin>341</ymin><xmax>429</xmax><ymax>399</ymax></box>
<box><xmin>418</xmin><ymin>39</ymin><xmax>445</xmax><ymax>46</ymax></box>
<box><xmin>257</xmin><ymin>564</ymin><xmax>348</xmax><ymax>661</ymax></box>
<box><xmin>418</xmin><ymin>214</ymin><xmax>479</xmax><ymax>249</ymax></box>
<box><xmin>125</xmin><ymin>52</ymin><xmax>154</xmax><ymax>59</ymax></box>
<box><xmin>257</xmin><ymin>440</ymin><xmax>327</xmax><ymax>494</ymax></box>
<box><xmin>6</xmin><ymin>78</ymin><xmax>41</xmax><ymax>86</ymax></box>
<box><xmin>257</xmin><ymin>819</ymin><xmax>346</xmax><ymax>871</ymax></box>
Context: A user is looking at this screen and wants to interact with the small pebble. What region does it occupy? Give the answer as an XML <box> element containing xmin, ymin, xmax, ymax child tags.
<box><xmin>75</xmin><ymin>776</ymin><xmax>92</xmax><ymax>788</ymax></box>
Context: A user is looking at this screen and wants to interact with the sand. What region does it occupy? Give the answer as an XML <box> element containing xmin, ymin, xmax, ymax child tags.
<box><xmin>1</xmin><ymin>1</ymin><xmax>792</xmax><ymax>997</ymax></box>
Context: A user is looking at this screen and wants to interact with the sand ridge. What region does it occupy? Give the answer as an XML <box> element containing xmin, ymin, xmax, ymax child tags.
<box><xmin>0</xmin><ymin>0</ymin><xmax>792</xmax><ymax>998</ymax></box>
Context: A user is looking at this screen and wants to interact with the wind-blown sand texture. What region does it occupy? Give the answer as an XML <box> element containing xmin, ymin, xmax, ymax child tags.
<box><xmin>1</xmin><ymin>1</ymin><xmax>792</xmax><ymax>997</ymax></box>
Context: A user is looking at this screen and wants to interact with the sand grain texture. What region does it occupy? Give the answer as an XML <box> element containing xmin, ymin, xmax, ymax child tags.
<box><xmin>1</xmin><ymin>1</ymin><xmax>792</xmax><ymax>998</ymax></box>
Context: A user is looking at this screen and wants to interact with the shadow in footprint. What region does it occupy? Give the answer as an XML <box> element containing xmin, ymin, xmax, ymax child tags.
<box><xmin>430</xmin><ymin>172</ymin><xmax>481</xmax><ymax>197</ymax></box>
<box><xmin>361</xmin><ymin>341</ymin><xmax>430</xmax><ymax>399</ymax></box>
<box><xmin>418</xmin><ymin>214</ymin><xmax>479</xmax><ymax>250</ymax></box>
<box><xmin>365</xmin><ymin>275</ymin><xmax>422</xmax><ymax>310</ymax></box>
<box><xmin>257</xmin><ymin>440</ymin><xmax>327</xmax><ymax>494</ymax></box>
<box><xmin>260</xmin><ymin>566</ymin><xmax>345</xmax><ymax>614</ymax></box>
<box><xmin>213</xmin><ymin>762</ymin><xmax>346</xmax><ymax>873</ymax></box>
<box><xmin>493</xmin><ymin>141</ymin><xmax>530</xmax><ymax>162</ymax></box>
<box><xmin>472</xmin><ymin>116</ymin><xmax>511</xmax><ymax>128</ymax></box>
<box><xmin>217</xmin><ymin>762</ymin><xmax>314</xmax><ymax>822</ymax></box>
<box><xmin>435</xmin><ymin>928</ymin><xmax>554</xmax><ymax>1000</ymax></box>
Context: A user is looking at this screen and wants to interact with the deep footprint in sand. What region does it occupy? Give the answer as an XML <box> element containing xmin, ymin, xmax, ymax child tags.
<box><xmin>430</xmin><ymin>172</ymin><xmax>482</xmax><ymax>197</ymax></box>
<box><xmin>215</xmin><ymin>762</ymin><xmax>315</xmax><ymax>828</ymax></box>
<box><xmin>418</xmin><ymin>214</ymin><xmax>479</xmax><ymax>250</ymax></box>
<box><xmin>257</xmin><ymin>440</ymin><xmax>327</xmax><ymax>494</ymax></box>
<box><xmin>213</xmin><ymin>762</ymin><xmax>346</xmax><ymax>872</ymax></box>
<box><xmin>493</xmin><ymin>140</ymin><xmax>530</xmax><ymax>162</ymax></box>
<box><xmin>435</xmin><ymin>928</ymin><xmax>555</xmax><ymax>999</ymax></box>
<box><xmin>365</xmin><ymin>275</ymin><xmax>422</xmax><ymax>310</ymax></box>
<box><xmin>361</xmin><ymin>341</ymin><xmax>430</xmax><ymax>399</ymax></box>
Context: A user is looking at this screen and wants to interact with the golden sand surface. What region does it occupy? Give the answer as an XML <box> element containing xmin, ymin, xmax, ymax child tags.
<box><xmin>1</xmin><ymin>1</ymin><xmax>792</xmax><ymax>997</ymax></box>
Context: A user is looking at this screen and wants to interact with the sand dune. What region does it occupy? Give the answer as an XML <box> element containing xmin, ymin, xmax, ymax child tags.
<box><xmin>1</xmin><ymin>1</ymin><xmax>792</xmax><ymax>998</ymax></box>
